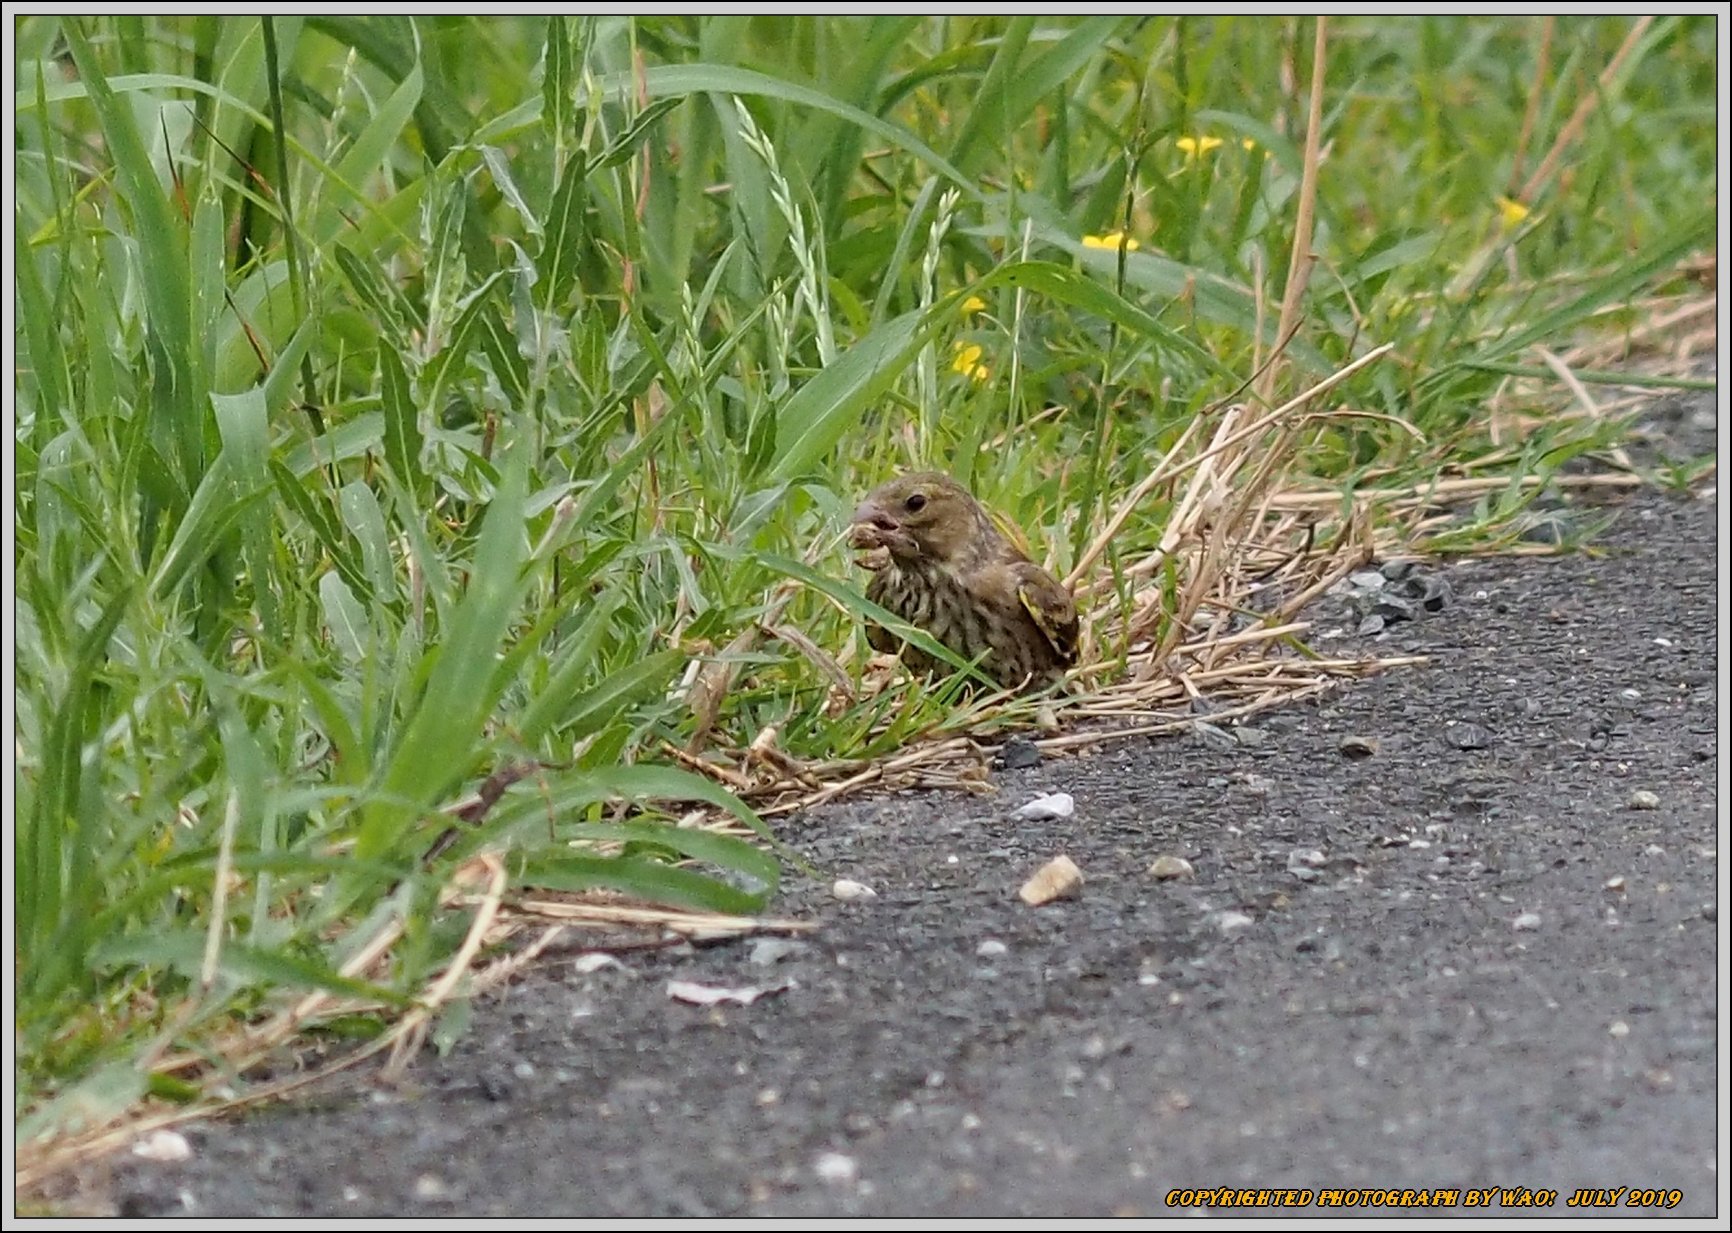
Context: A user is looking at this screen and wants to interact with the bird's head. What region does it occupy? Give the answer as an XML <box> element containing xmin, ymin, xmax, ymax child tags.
<box><xmin>849</xmin><ymin>471</ymin><xmax>985</xmax><ymax>567</ymax></box>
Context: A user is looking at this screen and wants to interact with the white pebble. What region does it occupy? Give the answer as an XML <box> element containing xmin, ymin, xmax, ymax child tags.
<box><xmin>1010</xmin><ymin>792</ymin><xmax>1075</xmax><ymax>822</ymax></box>
<box><xmin>1148</xmin><ymin>855</ymin><xmax>1195</xmax><ymax>881</ymax></box>
<box><xmin>832</xmin><ymin>879</ymin><xmax>878</xmax><ymax>901</ymax></box>
<box><xmin>815</xmin><ymin>1152</ymin><xmax>859</xmax><ymax>1185</ymax></box>
<box><xmin>131</xmin><ymin>1130</ymin><xmax>192</xmax><ymax>1163</ymax></box>
<box><xmin>976</xmin><ymin>939</ymin><xmax>1008</xmax><ymax>957</ymax></box>
<box><xmin>1628</xmin><ymin>790</ymin><xmax>1660</xmax><ymax>811</ymax></box>
<box><xmin>1512</xmin><ymin>912</ymin><xmax>1542</xmax><ymax>932</ymax></box>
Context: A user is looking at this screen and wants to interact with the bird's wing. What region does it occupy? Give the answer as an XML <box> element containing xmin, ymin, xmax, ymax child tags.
<box><xmin>1013</xmin><ymin>562</ymin><xmax>1080</xmax><ymax>665</ymax></box>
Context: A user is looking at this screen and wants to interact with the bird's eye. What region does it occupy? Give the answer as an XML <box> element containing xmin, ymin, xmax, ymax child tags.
<box><xmin>905</xmin><ymin>492</ymin><xmax>927</xmax><ymax>513</ymax></box>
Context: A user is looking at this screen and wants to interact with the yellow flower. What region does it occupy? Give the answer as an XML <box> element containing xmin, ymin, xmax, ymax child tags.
<box><xmin>961</xmin><ymin>295</ymin><xmax>987</xmax><ymax>315</ymax></box>
<box><xmin>1496</xmin><ymin>195</ymin><xmax>1531</xmax><ymax>229</ymax></box>
<box><xmin>1176</xmin><ymin>135</ymin><xmax>1224</xmax><ymax>161</ymax></box>
<box><xmin>1081</xmin><ymin>231</ymin><xmax>1141</xmax><ymax>252</ymax></box>
<box><xmin>951</xmin><ymin>341</ymin><xmax>990</xmax><ymax>382</ymax></box>
<box><xmin>1242</xmin><ymin>137</ymin><xmax>1257</xmax><ymax>151</ymax></box>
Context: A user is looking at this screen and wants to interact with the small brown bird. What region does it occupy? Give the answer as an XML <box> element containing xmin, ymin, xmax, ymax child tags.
<box><xmin>849</xmin><ymin>471</ymin><xmax>1079</xmax><ymax>691</ymax></box>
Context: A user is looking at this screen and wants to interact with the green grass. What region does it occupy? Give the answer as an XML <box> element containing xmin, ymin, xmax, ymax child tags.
<box><xmin>11</xmin><ymin>15</ymin><xmax>1716</xmax><ymax>1144</ymax></box>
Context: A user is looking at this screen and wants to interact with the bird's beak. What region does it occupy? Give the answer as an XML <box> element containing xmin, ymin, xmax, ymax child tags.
<box><xmin>848</xmin><ymin>499</ymin><xmax>903</xmax><ymax>567</ymax></box>
<box><xmin>852</xmin><ymin>500</ymin><xmax>898</xmax><ymax>532</ymax></box>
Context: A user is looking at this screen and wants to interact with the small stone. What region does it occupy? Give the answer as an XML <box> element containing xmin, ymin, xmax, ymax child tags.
<box><xmin>1356</xmin><ymin>613</ymin><xmax>1386</xmax><ymax>637</ymax></box>
<box><xmin>1418</xmin><ymin>576</ymin><xmax>1451</xmax><ymax>612</ymax></box>
<box><xmin>1512</xmin><ymin>912</ymin><xmax>1542</xmax><ymax>932</ymax></box>
<box><xmin>1216</xmin><ymin>910</ymin><xmax>1254</xmax><ymax>935</ymax></box>
<box><xmin>1019</xmin><ymin>855</ymin><xmax>1083</xmax><ymax>905</ymax></box>
<box><xmin>832</xmin><ymin>879</ymin><xmax>878</xmax><ymax>901</ymax></box>
<box><xmin>1619</xmin><ymin>688</ymin><xmax>1642</xmax><ymax>702</ymax></box>
<box><xmin>1238</xmin><ymin>773</ymin><xmax>1273</xmax><ymax>796</ymax></box>
<box><xmin>1608</xmin><ymin>1020</ymin><xmax>1630</xmax><ymax>1039</ymax></box>
<box><xmin>749</xmin><ymin>938</ymin><xmax>806</xmax><ymax>966</ymax></box>
<box><xmin>512</xmin><ymin>1060</ymin><xmax>536</xmax><ymax>1079</ymax></box>
<box><xmin>994</xmin><ymin>737</ymin><xmax>1043</xmax><ymax>770</ymax></box>
<box><xmin>132</xmin><ymin>1130</ymin><xmax>193</xmax><ymax>1163</ymax></box>
<box><xmin>1603</xmin><ymin>876</ymin><xmax>1626</xmax><ymax>893</ymax></box>
<box><xmin>1627</xmin><ymin>789</ymin><xmax>1660</xmax><ymax>811</ymax></box>
<box><xmin>1644</xmin><ymin>844</ymin><xmax>1666</xmax><ymax>857</ymax></box>
<box><xmin>814</xmin><ymin>1152</ymin><xmax>859</xmax><ymax>1185</ymax></box>
<box><xmin>1191</xmin><ymin>721</ymin><xmax>1237</xmax><ymax>751</ymax></box>
<box><xmin>1373</xmin><ymin>595</ymin><xmax>1419</xmax><ymax>622</ymax></box>
<box><xmin>1350</xmin><ymin>569</ymin><xmax>1387</xmax><ymax>590</ymax></box>
<box><xmin>1448</xmin><ymin>724</ymin><xmax>1493</xmax><ymax>750</ymax></box>
<box><xmin>1010</xmin><ymin>792</ymin><xmax>1074</xmax><ymax>822</ymax></box>
<box><xmin>1338</xmin><ymin>735</ymin><xmax>1379</xmax><ymax>758</ymax></box>
<box><xmin>976</xmin><ymin>939</ymin><xmax>1008</xmax><ymax>957</ymax></box>
<box><xmin>1288</xmin><ymin>848</ymin><xmax>1326</xmax><ymax>873</ymax></box>
<box><xmin>1147</xmin><ymin>855</ymin><xmax>1195</xmax><ymax>881</ymax></box>
<box><xmin>1379</xmin><ymin>558</ymin><xmax>1420</xmax><ymax>582</ymax></box>
<box><xmin>572</xmin><ymin>952</ymin><xmax>622</xmax><ymax>975</ymax></box>
<box><xmin>667</xmin><ymin>979</ymin><xmax>791</xmax><ymax>1007</ymax></box>
<box><xmin>1232</xmin><ymin>725</ymin><xmax>1268</xmax><ymax>750</ymax></box>
<box><xmin>1702</xmin><ymin>903</ymin><xmax>1717</xmax><ymax>922</ymax></box>
<box><xmin>413</xmin><ymin>1174</ymin><xmax>452</xmax><ymax>1202</ymax></box>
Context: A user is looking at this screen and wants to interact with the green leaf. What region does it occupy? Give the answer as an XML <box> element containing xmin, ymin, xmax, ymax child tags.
<box><xmin>562</xmin><ymin>820</ymin><xmax>778</xmax><ymax>895</ymax></box>
<box><xmin>319</xmin><ymin>570</ymin><xmax>371</xmax><ymax>663</ymax></box>
<box><xmin>360</xmin><ymin>439</ymin><xmax>534</xmax><ymax>861</ymax></box>
<box><xmin>532</xmin><ymin>648</ymin><xmax>682</xmax><ymax>747</ymax></box>
<box><xmin>541</xmin><ymin>16</ymin><xmax>574</xmax><ymax>146</ymax></box>
<box><xmin>946</xmin><ymin>16</ymin><xmax>1033</xmax><ymax>176</ymax></box>
<box><xmin>768</xmin><ymin>306</ymin><xmax>928</xmax><ymax>481</ymax></box>
<box><xmin>519</xmin><ymin>854</ymin><xmax>767</xmax><ymax>915</ymax></box>
<box><xmin>62</xmin><ymin>24</ymin><xmax>198</xmax><ymax>490</ymax></box>
<box><xmin>338</xmin><ymin>481</ymin><xmax>395</xmax><ymax>601</ymax></box>
<box><xmin>981</xmin><ymin>261</ymin><xmax>1234</xmax><ymax>379</ymax></box>
<box><xmin>92</xmin><ymin>930</ymin><xmax>411</xmax><ymax>1006</ymax></box>
<box><xmin>313</xmin><ymin>60</ymin><xmax>424</xmax><ymax>245</ymax></box>
<box><xmin>211</xmin><ymin>387</ymin><xmax>278</xmax><ymax>637</ymax></box>
<box><xmin>19</xmin><ymin>585</ymin><xmax>132</xmax><ymax>988</ymax></box>
<box><xmin>494</xmin><ymin>762</ymin><xmax>783</xmax><ymax>857</ymax></box>
<box><xmin>537</xmin><ymin>151</ymin><xmax>588</xmax><ymax>314</ymax></box>
<box><xmin>379</xmin><ymin>347</ymin><xmax>425</xmax><ymax>493</ymax></box>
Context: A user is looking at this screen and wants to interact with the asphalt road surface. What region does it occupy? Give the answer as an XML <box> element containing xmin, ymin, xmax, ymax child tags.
<box><xmin>55</xmin><ymin>436</ymin><xmax>1723</xmax><ymax>1220</ymax></box>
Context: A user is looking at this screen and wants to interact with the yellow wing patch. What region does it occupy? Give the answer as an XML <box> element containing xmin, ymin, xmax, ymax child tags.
<box><xmin>1016</xmin><ymin>571</ymin><xmax>1080</xmax><ymax>665</ymax></box>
